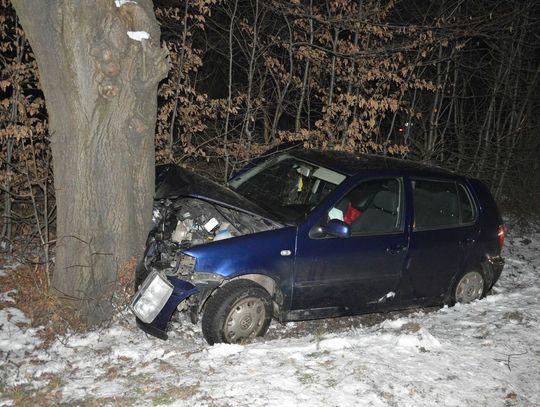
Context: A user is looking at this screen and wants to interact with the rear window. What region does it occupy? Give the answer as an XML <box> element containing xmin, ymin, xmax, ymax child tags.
<box><xmin>413</xmin><ymin>179</ymin><xmax>476</xmax><ymax>230</ymax></box>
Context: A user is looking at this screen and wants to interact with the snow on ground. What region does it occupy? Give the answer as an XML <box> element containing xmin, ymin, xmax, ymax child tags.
<box><xmin>1</xmin><ymin>227</ymin><xmax>539</xmax><ymax>406</ymax></box>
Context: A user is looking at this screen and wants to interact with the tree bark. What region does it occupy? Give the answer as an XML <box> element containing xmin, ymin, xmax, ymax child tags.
<box><xmin>11</xmin><ymin>0</ymin><xmax>169</xmax><ymax>324</ymax></box>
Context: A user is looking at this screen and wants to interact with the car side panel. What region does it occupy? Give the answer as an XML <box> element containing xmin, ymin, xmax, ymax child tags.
<box><xmin>293</xmin><ymin>232</ymin><xmax>409</xmax><ymax>312</ymax></box>
<box><xmin>406</xmin><ymin>225</ymin><xmax>481</xmax><ymax>300</ymax></box>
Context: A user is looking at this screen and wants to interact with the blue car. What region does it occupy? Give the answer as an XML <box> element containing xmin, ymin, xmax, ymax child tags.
<box><xmin>131</xmin><ymin>148</ymin><xmax>505</xmax><ymax>345</ymax></box>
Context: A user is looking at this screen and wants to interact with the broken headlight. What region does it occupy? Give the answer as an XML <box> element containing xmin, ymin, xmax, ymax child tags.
<box><xmin>131</xmin><ymin>270</ymin><xmax>173</xmax><ymax>323</ymax></box>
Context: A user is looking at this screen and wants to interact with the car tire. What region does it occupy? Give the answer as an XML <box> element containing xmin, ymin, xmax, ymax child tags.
<box><xmin>451</xmin><ymin>270</ymin><xmax>486</xmax><ymax>305</ymax></box>
<box><xmin>202</xmin><ymin>280</ymin><xmax>272</xmax><ymax>345</ymax></box>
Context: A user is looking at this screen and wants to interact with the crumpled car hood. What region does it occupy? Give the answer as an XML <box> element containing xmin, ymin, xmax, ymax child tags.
<box><xmin>154</xmin><ymin>164</ymin><xmax>280</xmax><ymax>223</ymax></box>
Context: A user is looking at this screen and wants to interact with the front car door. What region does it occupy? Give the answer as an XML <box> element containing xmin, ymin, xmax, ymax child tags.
<box><xmin>290</xmin><ymin>177</ymin><xmax>409</xmax><ymax>319</ymax></box>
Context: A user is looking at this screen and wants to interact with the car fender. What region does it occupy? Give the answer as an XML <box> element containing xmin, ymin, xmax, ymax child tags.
<box><xmin>186</xmin><ymin>226</ymin><xmax>297</xmax><ymax>312</ymax></box>
<box><xmin>444</xmin><ymin>258</ymin><xmax>496</xmax><ymax>305</ymax></box>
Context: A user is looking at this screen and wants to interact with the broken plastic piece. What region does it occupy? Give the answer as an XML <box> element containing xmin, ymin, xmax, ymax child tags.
<box><xmin>172</xmin><ymin>220</ymin><xmax>189</xmax><ymax>243</ymax></box>
<box><xmin>328</xmin><ymin>207</ymin><xmax>344</xmax><ymax>221</ymax></box>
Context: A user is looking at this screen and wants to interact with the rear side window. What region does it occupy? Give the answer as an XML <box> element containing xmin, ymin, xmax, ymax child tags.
<box><xmin>413</xmin><ymin>179</ymin><xmax>476</xmax><ymax>230</ymax></box>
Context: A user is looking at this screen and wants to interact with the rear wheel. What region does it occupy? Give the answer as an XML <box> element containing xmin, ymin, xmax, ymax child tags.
<box><xmin>453</xmin><ymin>271</ymin><xmax>485</xmax><ymax>304</ymax></box>
<box><xmin>202</xmin><ymin>280</ymin><xmax>272</xmax><ymax>345</ymax></box>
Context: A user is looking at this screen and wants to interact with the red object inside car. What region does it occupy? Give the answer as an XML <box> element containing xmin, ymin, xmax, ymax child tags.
<box><xmin>344</xmin><ymin>202</ymin><xmax>361</xmax><ymax>225</ymax></box>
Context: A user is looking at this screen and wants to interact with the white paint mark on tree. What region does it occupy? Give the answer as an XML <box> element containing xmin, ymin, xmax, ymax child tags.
<box><xmin>114</xmin><ymin>0</ymin><xmax>136</xmax><ymax>7</ymax></box>
<box><xmin>127</xmin><ymin>31</ymin><xmax>150</xmax><ymax>41</ymax></box>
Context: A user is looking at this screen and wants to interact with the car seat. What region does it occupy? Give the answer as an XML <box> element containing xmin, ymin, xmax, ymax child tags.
<box><xmin>351</xmin><ymin>190</ymin><xmax>398</xmax><ymax>233</ymax></box>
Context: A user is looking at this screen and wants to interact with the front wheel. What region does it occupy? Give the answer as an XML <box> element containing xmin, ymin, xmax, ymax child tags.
<box><xmin>202</xmin><ymin>280</ymin><xmax>272</xmax><ymax>345</ymax></box>
<box><xmin>452</xmin><ymin>270</ymin><xmax>486</xmax><ymax>304</ymax></box>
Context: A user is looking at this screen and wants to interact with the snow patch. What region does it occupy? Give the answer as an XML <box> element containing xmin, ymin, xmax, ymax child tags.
<box><xmin>207</xmin><ymin>343</ymin><xmax>244</xmax><ymax>358</ymax></box>
<box><xmin>127</xmin><ymin>31</ymin><xmax>150</xmax><ymax>41</ymax></box>
<box><xmin>394</xmin><ymin>328</ymin><xmax>442</xmax><ymax>351</ymax></box>
<box><xmin>0</xmin><ymin>289</ymin><xmax>17</xmax><ymax>303</ymax></box>
<box><xmin>484</xmin><ymin>293</ymin><xmax>504</xmax><ymax>303</ymax></box>
<box><xmin>2</xmin><ymin>307</ymin><xmax>29</xmax><ymax>324</ymax></box>
<box><xmin>0</xmin><ymin>262</ymin><xmax>21</xmax><ymax>276</ymax></box>
<box><xmin>380</xmin><ymin>317</ymin><xmax>410</xmax><ymax>330</ymax></box>
<box><xmin>0</xmin><ymin>308</ymin><xmax>41</xmax><ymax>353</ymax></box>
<box><xmin>318</xmin><ymin>337</ymin><xmax>353</xmax><ymax>351</ymax></box>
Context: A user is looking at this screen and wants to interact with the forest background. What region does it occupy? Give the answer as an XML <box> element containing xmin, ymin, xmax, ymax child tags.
<box><xmin>1</xmin><ymin>0</ymin><xmax>539</xmax><ymax>320</ymax></box>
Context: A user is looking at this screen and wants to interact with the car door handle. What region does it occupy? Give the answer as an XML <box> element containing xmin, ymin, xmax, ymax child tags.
<box><xmin>386</xmin><ymin>244</ymin><xmax>406</xmax><ymax>255</ymax></box>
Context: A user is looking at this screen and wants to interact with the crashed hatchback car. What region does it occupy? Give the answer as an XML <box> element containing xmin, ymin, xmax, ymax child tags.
<box><xmin>131</xmin><ymin>148</ymin><xmax>505</xmax><ymax>345</ymax></box>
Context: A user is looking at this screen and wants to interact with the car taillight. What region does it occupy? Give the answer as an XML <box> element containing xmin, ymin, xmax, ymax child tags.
<box><xmin>497</xmin><ymin>224</ymin><xmax>506</xmax><ymax>249</ymax></box>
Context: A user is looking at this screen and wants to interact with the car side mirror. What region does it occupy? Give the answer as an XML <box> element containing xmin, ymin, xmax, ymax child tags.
<box><xmin>325</xmin><ymin>219</ymin><xmax>351</xmax><ymax>238</ymax></box>
<box><xmin>309</xmin><ymin>219</ymin><xmax>351</xmax><ymax>239</ymax></box>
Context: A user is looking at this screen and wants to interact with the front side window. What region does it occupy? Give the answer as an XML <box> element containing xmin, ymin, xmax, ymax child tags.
<box><xmin>229</xmin><ymin>154</ymin><xmax>347</xmax><ymax>223</ymax></box>
<box><xmin>413</xmin><ymin>179</ymin><xmax>476</xmax><ymax>230</ymax></box>
<box><xmin>328</xmin><ymin>178</ymin><xmax>404</xmax><ymax>235</ymax></box>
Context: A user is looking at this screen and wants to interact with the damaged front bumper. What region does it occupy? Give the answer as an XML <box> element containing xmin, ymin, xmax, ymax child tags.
<box><xmin>131</xmin><ymin>271</ymin><xmax>199</xmax><ymax>340</ymax></box>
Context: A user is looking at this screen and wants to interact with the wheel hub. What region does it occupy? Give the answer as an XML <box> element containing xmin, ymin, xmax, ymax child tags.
<box><xmin>240</xmin><ymin>315</ymin><xmax>253</xmax><ymax>330</ymax></box>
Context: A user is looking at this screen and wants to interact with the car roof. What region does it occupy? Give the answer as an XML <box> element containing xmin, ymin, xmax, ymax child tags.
<box><xmin>290</xmin><ymin>148</ymin><xmax>457</xmax><ymax>178</ymax></box>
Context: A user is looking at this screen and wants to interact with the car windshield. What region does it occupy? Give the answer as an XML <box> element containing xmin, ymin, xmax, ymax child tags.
<box><xmin>229</xmin><ymin>154</ymin><xmax>347</xmax><ymax>223</ymax></box>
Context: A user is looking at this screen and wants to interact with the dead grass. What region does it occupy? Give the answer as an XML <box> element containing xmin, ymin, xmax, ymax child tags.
<box><xmin>111</xmin><ymin>256</ymin><xmax>137</xmax><ymax>313</ymax></box>
<box><xmin>150</xmin><ymin>383</ymin><xmax>202</xmax><ymax>404</ymax></box>
<box><xmin>0</xmin><ymin>260</ymin><xmax>85</xmax><ymax>343</ymax></box>
<box><xmin>0</xmin><ymin>254</ymin><xmax>137</xmax><ymax>346</ymax></box>
<box><xmin>0</xmin><ymin>376</ymin><xmax>63</xmax><ymax>406</ymax></box>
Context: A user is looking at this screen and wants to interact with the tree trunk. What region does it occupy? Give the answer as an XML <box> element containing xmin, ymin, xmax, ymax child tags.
<box><xmin>11</xmin><ymin>0</ymin><xmax>169</xmax><ymax>324</ymax></box>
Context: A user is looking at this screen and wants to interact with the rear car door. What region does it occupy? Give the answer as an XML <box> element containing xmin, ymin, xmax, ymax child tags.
<box><xmin>291</xmin><ymin>177</ymin><xmax>409</xmax><ymax>315</ymax></box>
<box><xmin>405</xmin><ymin>178</ymin><xmax>480</xmax><ymax>300</ymax></box>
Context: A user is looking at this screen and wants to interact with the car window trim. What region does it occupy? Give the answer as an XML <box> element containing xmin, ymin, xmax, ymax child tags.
<box><xmin>457</xmin><ymin>182</ymin><xmax>477</xmax><ymax>224</ymax></box>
